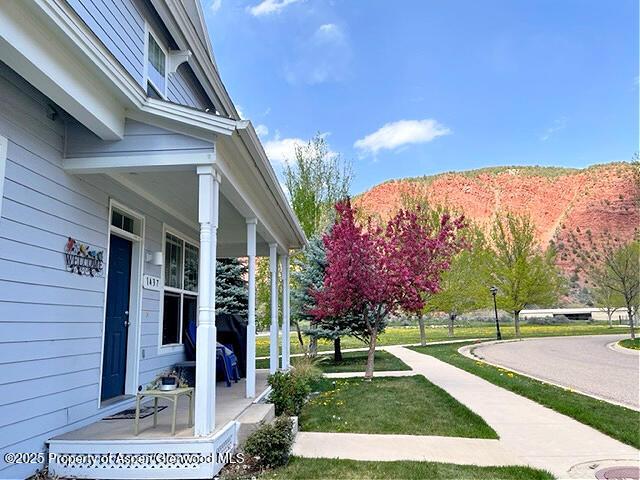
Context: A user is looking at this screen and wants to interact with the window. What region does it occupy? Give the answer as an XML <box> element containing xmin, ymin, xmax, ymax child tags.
<box><xmin>111</xmin><ymin>207</ymin><xmax>141</xmax><ymax>236</ymax></box>
<box><xmin>146</xmin><ymin>31</ymin><xmax>166</xmax><ymax>97</ymax></box>
<box><xmin>162</xmin><ymin>231</ymin><xmax>198</xmax><ymax>346</ymax></box>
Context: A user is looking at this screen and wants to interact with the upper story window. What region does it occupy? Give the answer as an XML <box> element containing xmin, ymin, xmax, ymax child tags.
<box><xmin>146</xmin><ymin>29</ymin><xmax>167</xmax><ymax>98</ymax></box>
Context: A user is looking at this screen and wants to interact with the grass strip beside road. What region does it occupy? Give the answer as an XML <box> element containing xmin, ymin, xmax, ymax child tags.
<box><xmin>299</xmin><ymin>375</ymin><xmax>497</xmax><ymax>438</ymax></box>
<box><xmin>619</xmin><ymin>338</ymin><xmax>640</xmax><ymax>350</ymax></box>
<box><xmin>260</xmin><ymin>458</ymin><xmax>554</xmax><ymax>480</ymax></box>
<box><xmin>411</xmin><ymin>341</ymin><xmax>640</xmax><ymax>449</ymax></box>
<box><xmin>256</xmin><ymin>350</ymin><xmax>411</xmax><ymax>373</ymax></box>
<box><xmin>256</xmin><ymin>323</ymin><xmax>630</xmax><ymax>357</ymax></box>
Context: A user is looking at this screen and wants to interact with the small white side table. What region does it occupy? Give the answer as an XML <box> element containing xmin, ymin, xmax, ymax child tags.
<box><xmin>134</xmin><ymin>387</ymin><xmax>194</xmax><ymax>436</ymax></box>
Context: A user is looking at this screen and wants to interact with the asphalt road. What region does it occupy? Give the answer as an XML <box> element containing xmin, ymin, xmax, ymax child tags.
<box><xmin>472</xmin><ymin>334</ymin><xmax>639</xmax><ymax>410</ymax></box>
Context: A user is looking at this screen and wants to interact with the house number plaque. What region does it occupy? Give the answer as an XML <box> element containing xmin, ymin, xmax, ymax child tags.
<box><xmin>143</xmin><ymin>274</ymin><xmax>161</xmax><ymax>291</ymax></box>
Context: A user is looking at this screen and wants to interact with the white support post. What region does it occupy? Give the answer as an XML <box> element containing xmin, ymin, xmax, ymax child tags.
<box><xmin>281</xmin><ymin>254</ymin><xmax>290</xmax><ymax>370</ymax></box>
<box><xmin>194</xmin><ymin>165</ymin><xmax>220</xmax><ymax>437</ymax></box>
<box><xmin>269</xmin><ymin>243</ymin><xmax>279</xmax><ymax>374</ymax></box>
<box><xmin>245</xmin><ymin>218</ymin><xmax>257</xmax><ymax>398</ymax></box>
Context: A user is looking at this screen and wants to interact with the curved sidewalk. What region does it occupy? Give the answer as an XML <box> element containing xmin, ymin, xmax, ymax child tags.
<box><xmin>386</xmin><ymin>346</ymin><xmax>639</xmax><ymax>479</ymax></box>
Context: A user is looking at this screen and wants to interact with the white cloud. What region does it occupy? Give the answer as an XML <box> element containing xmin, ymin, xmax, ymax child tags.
<box><xmin>263</xmin><ymin>136</ymin><xmax>305</xmax><ymax>165</ymax></box>
<box><xmin>255</xmin><ymin>124</ymin><xmax>269</xmax><ymax>137</ymax></box>
<box><xmin>246</xmin><ymin>0</ymin><xmax>301</xmax><ymax>16</ymax></box>
<box><xmin>354</xmin><ymin>119</ymin><xmax>451</xmax><ymax>155</ymax></box>
<box><xmin>284</xmin><ymin>23</ymin><xmax>351</xmax><ymax>85</ymax></box>
<box><xmin>209</xmin><ymin>0</ymin><xmax>222</xmax><ymax>13</ymax></box>
<box><xmin>540</xmin><ymin>117</ymin><xmax>567</xmax><ymax>141</ymax></box>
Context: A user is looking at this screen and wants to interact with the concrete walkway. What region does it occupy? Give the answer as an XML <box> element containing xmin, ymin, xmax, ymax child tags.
<box><xmin>293</xmin><ymin>432</ymin><xmax>524</xmax><ymax>466</ymax></box>
<box><xmin>387</xmin><ymin>346</ymin><xmax>640</xmax><ymax>478</ymax></box>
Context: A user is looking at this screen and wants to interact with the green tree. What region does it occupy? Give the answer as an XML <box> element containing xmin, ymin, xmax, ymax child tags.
<box><xmin>591</xmin><ymin>279</ymin><xmax>625</xmax><ymax>327</ymax></box>
<box><xmin>283</xmin><ymin>133</ymin><xmax>352</xmax><ymax>351</ymax></box>
<box><xmin>592</xmin><ymin>240</ymin><xmax>639</xmax><ymax>339</ymax></box>
<box><xmin>488</xmin><ymin>213</ymin><xmax>564</xmax><ymax>337</ymax></box>
<box><xmin>426</xmin><ymin>225</ymin><xmax>491</xmax><ymax>337</ymax></box>
<box><xmin>216</xmin><ymin>258</ymin><xmax>248</xmax><ymax>316</ymax></box>
<box><xmin>290</xmin><ymin>235</ymin><xmax>326</xmax><ymax>354</ymax></box>
<box><xmin>284</xmin><ymin>134</ymin><xmax>352</xmax><ymax>238</ymax></box>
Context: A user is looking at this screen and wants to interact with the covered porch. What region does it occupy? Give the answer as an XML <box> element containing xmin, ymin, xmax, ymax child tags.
<box><xmin>50</xmin><ymin>370</ymin><xmax>271</xmax><ymax>442</ymax></box>
<box><xmin>47</xmin><ymin>114</ymin><xmax>304</xmax><ymax>479</ymax></box>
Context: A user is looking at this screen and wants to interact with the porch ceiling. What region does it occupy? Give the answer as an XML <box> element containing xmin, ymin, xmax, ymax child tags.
<box><xmin>112</xmin><ymin>170</ymin><xmax>271</xmax><ymax>257</ymax></box>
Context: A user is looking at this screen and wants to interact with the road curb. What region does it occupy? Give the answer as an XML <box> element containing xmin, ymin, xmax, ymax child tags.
<box><xmin>607</xmin><ymin>340</ymin><xmax>640</xmax><ymax>356</ymax></box>
<box><xmin>459</xmin><ymin>340</ymin><xmax>640</xmax><ymax>412</ymax></box>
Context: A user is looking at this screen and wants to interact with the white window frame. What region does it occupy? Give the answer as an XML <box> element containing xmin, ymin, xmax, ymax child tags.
<box><xmin>143</xmin><ymin>23</ymin><xmax>168</xmax><ymax>99</ymax></box>
<box><xmin>0</xmin><ymin>135</ymin><xmax>6</xmax><ymax>220</ymax></box>
<box><xmin>158</xmin><ymin>224</ymin><xmax>199</xmax><ymax>354</ymax></box>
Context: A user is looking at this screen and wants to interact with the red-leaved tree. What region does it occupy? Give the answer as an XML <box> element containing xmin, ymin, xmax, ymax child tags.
<box><xmin>312</xmin><ymin>199</ymin><xmax>466</xmax><ymax>378</ymax></box>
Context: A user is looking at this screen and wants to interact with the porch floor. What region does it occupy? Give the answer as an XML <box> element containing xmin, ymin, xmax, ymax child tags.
<box><xmin>52</xmin><ymin>370</ymin><xmax>270</xmax><ymax>441</ymax></box>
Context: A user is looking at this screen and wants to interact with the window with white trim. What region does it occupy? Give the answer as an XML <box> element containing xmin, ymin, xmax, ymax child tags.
<box><xmin>162</xmin><ymin>232</ymin><xmax>198</xmax><ymax>346</ymax></box>
<box><xmin>146</xmin><ymin>30</ymin><xmax>167</xmax><ymax>98</ymax></box>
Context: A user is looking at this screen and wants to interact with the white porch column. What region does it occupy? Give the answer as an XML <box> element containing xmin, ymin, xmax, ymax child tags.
<box><xmin>194</xmin><ymin>165</ymin><xmax>220</xmax><ymax>437</ymax></box>
<box><xmin>269</xmin><ymin>243</ymin><xmax>279</xmax><ymax>374</ymax></box>
<box><xmin>245</xmin><ymin>218</ymin><xmax>257</xmax><ymax>398</ymax></box>
<box><xmin>281</xmin><ymin>254</ymin><xmax>290</xmax><ymax>370</ymax></box>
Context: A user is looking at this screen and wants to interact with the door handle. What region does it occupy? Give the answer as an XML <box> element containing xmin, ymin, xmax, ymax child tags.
<box><xmin>124</xmin><ymin>319</ymin><xmax>131</xmax><ymax>328</ymax></box>
<box><xmin>125</xmin><ymin>310</ymin><xmax>129</xmax><ymax>316</ymax></box>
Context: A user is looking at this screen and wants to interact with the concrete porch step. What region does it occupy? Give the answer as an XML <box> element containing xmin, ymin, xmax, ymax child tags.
<box><xmin>236</xmin><ymin>403</ymin><xmax>275</xmax><ymax>445</ymax></box>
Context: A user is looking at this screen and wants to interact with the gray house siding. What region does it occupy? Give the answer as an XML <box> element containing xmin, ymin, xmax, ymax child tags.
<box><xmin>67</xmin><ymin>0</ymin><xmax>145</xmax><ymax>86</ymax></box>
<box><xmin>167</xmin><ymin>64</ymin><xmax>214</xmax><ymax>110</ymax></box>
<box><xmin>0</xmin><ymin>63</ymin><xmax>192</xmax><ymax>479</ymax></box>
<box><xmin>65</xmin><ymin>118</ymin><xmax>215</xmax><ymax>158</ymax></box>
<box><xmin>67</xmin><ymin>0</ymin><xmax>215</xmax><ymax>112</ymax></box>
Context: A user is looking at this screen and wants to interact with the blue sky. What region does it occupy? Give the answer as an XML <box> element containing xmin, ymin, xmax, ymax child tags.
<box><xmin>204</xmin><ymin>0</ymin><xmax>638</xmax><ymax>194</ymax></box>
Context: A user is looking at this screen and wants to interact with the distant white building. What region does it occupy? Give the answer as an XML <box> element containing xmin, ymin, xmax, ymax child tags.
<box><xmin>520</xmin><ymin>307</ymin><xmax>630</xmax><ymax>323</ymax></box>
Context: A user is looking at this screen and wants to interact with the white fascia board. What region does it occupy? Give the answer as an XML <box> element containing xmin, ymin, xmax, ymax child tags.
<box><xmin>139</xmin><ymin>98</ymin><xmax>237</xmax><ymax>136</ymax></box>
<box><xmin>0</xmin><ymin>1</ymin><xmax>125</xmax><ymax>139</ymax></box>
<box><xmin>236</xmin><ymin>121</ymin><xmax>307</xmax><ymax>248</ymax></box>
<box><xmin>63</xmin><ymin>151</ymin><xmax>215</xmax><ymax>174</ymax></box>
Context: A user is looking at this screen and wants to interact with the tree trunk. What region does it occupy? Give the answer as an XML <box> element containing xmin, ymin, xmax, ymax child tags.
<box><xmin>607</xmin><ymin>310</ymin><xmax>613</xmax><ymax>328</ymax></box>
<box><xmin>447</xmin><ymin>313</ymin><xmax>456</xmax><ymax>337</ymax></box>
<box><xmin>295</xmin><ymin>321</ymin><xmax>305</xmax><ymax>348</ymax></box>
<box><xmin>418</xmin><ymin>315</ymin><xmax>427</xmax><ymax>346</ymax></box>
<box><xmin>628</xmin><ymin>306</ymin><xmax>636</xmax><ymax>340</ymax></box>
<box><xmin>514</xmin><ymin>310</ymin><xmax>521</xmax><ymax>338</ymax></box>
<box><xmin>334</xmin><ymin>337</ymin><xmax>343</xmax><ymax>362</ymax></box>
<box><xmin>364</xmin><ymin>330</ymin><xmax>377</xmax><ymax>380</ymax></box>
<box><xmin>309</xmin><ymin>336</ymin><xmax>318</xmax><ymax>357</ymax></box>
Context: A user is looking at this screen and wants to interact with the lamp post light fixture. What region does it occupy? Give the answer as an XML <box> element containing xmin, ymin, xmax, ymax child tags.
<box><xmin>490</xmin><ymin>286</ymin><xmax>502</xmax><ymax>341</ymax></box>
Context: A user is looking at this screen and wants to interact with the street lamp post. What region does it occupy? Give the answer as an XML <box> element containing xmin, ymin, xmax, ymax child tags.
<box><xmin>490</xmin><ymin>286</ymin><xmax>502</xmax><ymax>340</ymax></box>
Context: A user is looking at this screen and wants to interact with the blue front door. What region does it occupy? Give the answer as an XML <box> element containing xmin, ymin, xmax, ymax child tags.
<box><xmin>101</xmin><ymin>234</ymin><xmax>132</xmax><ymax>400</ymax></box>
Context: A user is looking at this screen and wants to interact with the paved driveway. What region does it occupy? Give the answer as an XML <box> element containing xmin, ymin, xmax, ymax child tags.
<box><xmin>472</xmin><ymin>334</ymin><xmax>639</xmax><ymax>410</ymax></box>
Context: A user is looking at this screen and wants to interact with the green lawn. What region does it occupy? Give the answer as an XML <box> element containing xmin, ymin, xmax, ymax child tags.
<box><xmin>256</xmin><ymin>323</ymin><xmax>629</xmax><ymax>357</ymax></box>
<box><xmin>255</xmin><ymin>350</ymin><xmax>410</xmax><ymax>373</ymax></box>
<box><xmin>411</xmin><ymin>341</ymin><xmax>640</xmax><ymax>449</ymax></box>
<box><xmin>619</xmin><ymin>338</ymin><xmax>640</xmax><ymax>350</ymax></box>
<box><xmin>259</xmin><ymin>458</ymin><xmax>554</xmax><ymax>480</ymax></box>
<box><xmin>299</xmin><ymin>375</ymin><xmax>497</xmax><ymax>438</ymax></box>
